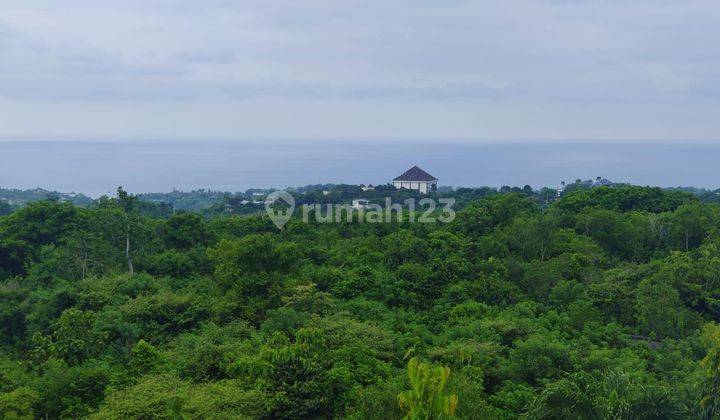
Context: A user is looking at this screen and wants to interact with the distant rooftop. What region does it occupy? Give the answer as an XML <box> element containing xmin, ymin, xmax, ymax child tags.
<box><xmin>393</xmin><ymin>166</ymin><xmax>438</xmax><ymax>182</ymax></box>
<box><xmin>592</xmin><ymin>177</ymin><xmax>614</xmax><ymax>187</ymax></box>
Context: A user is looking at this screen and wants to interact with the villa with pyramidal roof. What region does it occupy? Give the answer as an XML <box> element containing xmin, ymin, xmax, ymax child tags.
<box><xmin>392</xmin><ymin>166</ymin><xmax>438</xmax><ymax>194</ymax></box>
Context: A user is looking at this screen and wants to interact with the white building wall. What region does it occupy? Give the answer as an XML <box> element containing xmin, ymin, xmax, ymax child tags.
<box><xmin>394</xmin><ymin>180</ymin><xmax>436</xmax><ymax>194</ymax></box>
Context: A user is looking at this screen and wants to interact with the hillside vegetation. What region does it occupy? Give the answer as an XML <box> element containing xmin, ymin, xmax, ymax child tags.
<box><xmin>2</xmin><ymin>185</ymin><xmax>720</xmax><ymax>418</ymax></box>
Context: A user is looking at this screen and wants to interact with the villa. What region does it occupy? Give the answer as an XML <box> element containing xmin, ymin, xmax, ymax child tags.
<box><xmin>392</xmin><ymin>166</ymin><xmax>438</xmax><ymax>194</ymax></box>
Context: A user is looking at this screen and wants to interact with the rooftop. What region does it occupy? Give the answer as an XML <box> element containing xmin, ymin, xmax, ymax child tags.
<box><xmin>393</xmin><ymin>166</ymin><xmax>438</xmax><ymax>182</ymax></box>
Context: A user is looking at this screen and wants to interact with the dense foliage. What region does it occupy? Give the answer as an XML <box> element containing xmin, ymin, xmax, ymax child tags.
<box><xmin>0</xmin><ymin>188</ymin><xmax>93</xmax><ymax>207</ymax></box>
<box><xmin>2</xmin><ymin>185</ymin><xmax>720</xmax><ymax>418</ymax></box>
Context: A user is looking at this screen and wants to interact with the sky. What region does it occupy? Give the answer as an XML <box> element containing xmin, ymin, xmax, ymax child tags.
<box><xmin>1</xmin><ymin>0</ymin><xmax>719</xmax><ymax>141</ymax></box>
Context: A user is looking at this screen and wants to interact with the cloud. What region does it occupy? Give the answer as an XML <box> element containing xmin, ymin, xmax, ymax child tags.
<box><xmin>0</xmin><ymin>0</ymin><xmax>719</xmax><ymax>140</ymax></box>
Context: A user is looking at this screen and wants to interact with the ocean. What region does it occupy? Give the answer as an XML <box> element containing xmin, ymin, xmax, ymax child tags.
<box><xmin>1</xmin><ymin>140</ymin><xmax>719</xmax><ymax>197</ymax></box>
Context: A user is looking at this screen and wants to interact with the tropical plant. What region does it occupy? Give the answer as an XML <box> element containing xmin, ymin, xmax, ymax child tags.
<box><xmin>397</xmin><ymin>358</ymin><xmax>458</xmax><ymax>419</ymax></box>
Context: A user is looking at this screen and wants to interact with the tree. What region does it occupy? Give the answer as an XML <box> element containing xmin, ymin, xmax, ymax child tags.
<box><xmin>0</xmin><ymin>201</ymin><xmax>78</xmax><ymax>274</ymax></box>
<box><xmin>45</xmin><ymin>308</ymin><xmax>106</xmax><ymax>365</ymax></box>
<box><xmin>116</xmin><ymin>187</ymin><xmax>138</xmax><ymax>275</ymax></box>
<box><xmin>397</xmin><ymin>358</ymin><xmax>458</xmax><ymax>420</ymax></box>
<box><xmin>89</xmin><ymin>375</ymin><xmax>264</xmax><ymax>419</ymax></box>
<box><xmin>128</xmin><ymin>339</ymin><xmax>161</xmax><ymax>378</ymax></box>
<box><xmin>668</xmin><ymin>202</ymin><xmax>714</xmax><ymax>251</ymax></box>
<box><xmin>503</xmin><ymin>215</ymin><xmax>556</xmax><ymax>261</ymax></box>
<box><xmin>0</xmin><ymin>387</ymin><xmax>39</xmax><ymax>420</ymax></box>
<box><xmin>210</xmin><ymin>234</ymin><xmax>278</xmax><ymax>277</ymax></box>
<box><xmin>452</xmin><ymin>193</ymin><xmax>537</xmax><ymax>238</ymax></box>
<box><xmin>635</xmin><ymin>273</ymin><xmax>685</xmax><ymax>338</ymax></box>
<box><xmin>554</xmin><ymin>186</ymin><xmax>695</xmax><ymax>215</ymax></box>
<box><xmin>227</xmin><ymin>316</ymin><xmax>395</xmax><ymax>418</ymax></box>
<box><xmin>575</xmin><ymin>208</ymin><xmax>635</xmax><ymax>258</ymax></box>
<box><xmin>526</xmin><ymin>370</ymin><xmax>680</xmax><ymax>419</ymax></box>
<box><xmin>508</xmin><ymin>334</ymin><xmax>571</xmax><ymax>384</ymax></box>
<box><xmin>162</xmin><ymin>213</ymin><xmax>208</xmax><ymax>250</ymax></box>
<box><xmin>0</xmin><ymin>200</ymin><xmax>13</xmax><ymax>216</ymax></box>
<box><xmin>32</xmin><ymin>359</ymin><xmax>111</xmax><ymax>418</ymax></box>
<box><xmin>701</xmin><ymin>323</ymin><xmax>720</xmax><ymax>419</ymax></box>
<box><xmin>0</xmin><ymin>238</ymin><xmax>28</xmax><ymax>279</ymax></box>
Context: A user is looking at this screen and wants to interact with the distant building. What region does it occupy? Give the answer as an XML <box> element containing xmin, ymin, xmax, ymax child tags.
<box><xmin>352</xmin><ymin>199</ymin><xmax>370</xmax><ymax>209</ymax></box>
<box><xmin>592</xmin><ymin>176</ymin><xmax>613</xmax><ymax>187</ymax></box>
<box><xmin>361</xmin><ymin>184</ymin><xmax>375</xmax><ymax>191</ymax></box>
<box><xmin>392</xmin><ymin>166</ymin><xmax>438</xmax><ymax>194</ymax></box>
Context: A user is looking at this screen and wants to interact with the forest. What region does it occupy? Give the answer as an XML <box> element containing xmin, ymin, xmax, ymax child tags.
<box><xmin>2</xmin><ymin>184</ymin><xmax>720</xmax><ymax>419</ymax></box>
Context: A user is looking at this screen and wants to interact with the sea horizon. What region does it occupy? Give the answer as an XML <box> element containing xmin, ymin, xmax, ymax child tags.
<box><xmin>2</xmin><ymin>139</ymin><xmax>720</xmax><ymax>197</ymax></box>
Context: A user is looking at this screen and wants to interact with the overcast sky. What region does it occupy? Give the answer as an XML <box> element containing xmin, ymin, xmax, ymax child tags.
<box><xmin>1</xmin><ymin>0</ymin><xmax>719</xmax><ymax>141</ymax></box>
